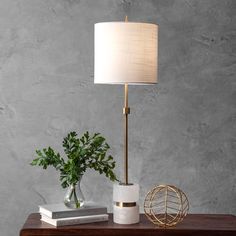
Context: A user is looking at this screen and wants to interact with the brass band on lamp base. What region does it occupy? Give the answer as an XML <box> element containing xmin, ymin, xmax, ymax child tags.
<box><xmin>144</xmin><ymin>185</ymin><xmax>189</xmax><ymax>227</ymax></box>
<box><xmin>115</xmin><ymin>202</ymin><xmax>136</xmax><ymax>207</ymax></box>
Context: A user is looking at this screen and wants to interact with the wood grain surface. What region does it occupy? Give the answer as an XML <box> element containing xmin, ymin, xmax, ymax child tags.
<box><xmin>20</xmin><ymin>213</ymin><xmax>236</xmax><ymax>236</ymax></box>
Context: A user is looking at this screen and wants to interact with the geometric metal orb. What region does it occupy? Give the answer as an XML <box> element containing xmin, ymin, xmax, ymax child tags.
<box><xmin>144</xmin><ymin>185</ymin><xmax>189</xmax><ymax>227</ymax></box>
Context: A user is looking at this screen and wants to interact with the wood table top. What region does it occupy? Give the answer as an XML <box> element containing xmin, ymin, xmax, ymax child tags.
<box><xmin>20</xmin><ymin>213</ymin><xmax>236</xmax><ymax>236</ymax></box>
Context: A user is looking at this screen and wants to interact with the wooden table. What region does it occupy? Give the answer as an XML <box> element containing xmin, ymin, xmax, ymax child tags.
<box><xmin>20</xmin><ymin>213</ymin><xmax>236</xmax><ymax>236</ymax></box>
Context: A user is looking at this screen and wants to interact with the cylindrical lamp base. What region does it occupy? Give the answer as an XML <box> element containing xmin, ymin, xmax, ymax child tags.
<box><xmin>113</xmin><ymin>183</ymin><xmax>140</xmax><ymax>224</ymax></box>
<box><xmin>113</xmin><ymin>204</ymin><xmax>139</xmax><ymax>224</ymax></box>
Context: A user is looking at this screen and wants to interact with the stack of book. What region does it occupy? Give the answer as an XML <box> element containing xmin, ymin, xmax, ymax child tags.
<box><xmin>39</xmin><ymin>202</ymin><xmax>108</xmax><ymax>226</ymax></box>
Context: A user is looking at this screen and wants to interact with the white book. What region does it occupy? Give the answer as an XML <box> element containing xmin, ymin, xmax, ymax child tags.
<box><xmin>39</xmin><ymin>202</ymin><xmax>107</xmax><ymax>219</ymax></box>
<box><xmin>41</xmin><ymin>213</ymin><xmax>109</xmax><ymax>226</ymax></box>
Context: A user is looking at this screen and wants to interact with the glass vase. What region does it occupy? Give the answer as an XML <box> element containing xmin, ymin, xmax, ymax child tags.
<box><xmin>64</xmin><ymin>179</ymin><xmax>85</xmax><ymax>209</ymax></box>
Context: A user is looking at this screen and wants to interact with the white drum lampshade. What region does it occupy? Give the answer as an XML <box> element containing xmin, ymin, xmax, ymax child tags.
<box><xmin>94</xmin><ymin>22</ymin><xmax>158</xmax><ymax>84</ymax></box>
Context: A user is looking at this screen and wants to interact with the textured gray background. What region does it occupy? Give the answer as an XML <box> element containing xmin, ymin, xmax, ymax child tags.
<box><xmin>0</xmin><ymin>0</ymin><xmax>235</xmax><ymax>235</ymax></box>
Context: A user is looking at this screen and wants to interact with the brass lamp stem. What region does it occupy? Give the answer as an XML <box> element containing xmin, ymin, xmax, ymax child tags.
<box><xmin>123</xmin><ymin>83</ymin><xmax>130</xmax><ymax>185</ymax></box>
<box><xmin>123</xmin><ymin>15</ymin><xmax>129</xmax><ymax>185</ymax></box>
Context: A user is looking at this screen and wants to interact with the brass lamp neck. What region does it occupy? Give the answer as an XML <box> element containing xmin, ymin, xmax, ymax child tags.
<box><xmin>123</xmin><ymin>83</ymin><xmax>130</xmax><ymax>185</ymax></box>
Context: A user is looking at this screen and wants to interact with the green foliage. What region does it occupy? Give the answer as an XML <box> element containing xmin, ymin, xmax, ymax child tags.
<box><xmin>31</xmin><ymin>131</ymin><xmax>118</xmax><ymax>188</ymax></box>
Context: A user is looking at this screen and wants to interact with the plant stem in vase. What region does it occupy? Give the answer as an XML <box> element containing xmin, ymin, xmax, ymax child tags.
<box><xmin>64</xmin><ymin>180</ymin><xmax>85</xmax><ymax>209</ymax></box>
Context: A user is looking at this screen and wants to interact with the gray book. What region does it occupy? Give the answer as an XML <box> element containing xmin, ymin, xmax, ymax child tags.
<box><xmin>41</xmin><ymin>213</ymin><xmax>109</xmax><ymax>226</ymax></box>
<box><xmin>39</xmin><ymin>202</ymin><xmax>107</xmax><ymax>219</ymax></box>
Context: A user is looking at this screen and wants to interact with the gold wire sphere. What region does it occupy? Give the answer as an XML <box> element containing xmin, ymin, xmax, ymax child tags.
<box><xmin>144</xmin><ymin>185</ymin><xmax>189</xmax><ymax>227</ymax></box>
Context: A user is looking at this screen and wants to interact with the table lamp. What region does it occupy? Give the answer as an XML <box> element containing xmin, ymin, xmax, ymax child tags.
<box><xmin>94</xmin><ymin>17</ymin><xmax>158</xmax><ymax>224</ymax></box>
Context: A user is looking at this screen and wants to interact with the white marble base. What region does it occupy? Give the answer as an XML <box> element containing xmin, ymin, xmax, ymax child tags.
<box><xmin>113</xmin><ymin>183</ymin><xmax>140</xmax><ymax>224</ymax></box>
<box><xmin>113</xmin><ymin>204</ymin><xmax>140</xmax><ymax>224</ymax></box>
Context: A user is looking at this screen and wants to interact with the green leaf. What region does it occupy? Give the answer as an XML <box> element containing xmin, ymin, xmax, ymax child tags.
<box><xmin>30</xmin><ymin>131</ymin><xmax>119</xmax><ymax>188</ymax></box>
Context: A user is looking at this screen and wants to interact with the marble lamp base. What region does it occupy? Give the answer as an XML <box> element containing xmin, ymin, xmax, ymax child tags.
<box><xmin>113</xmin><ymin>183</ymin><xmax>139</xmax><ymax>224</ymax></box>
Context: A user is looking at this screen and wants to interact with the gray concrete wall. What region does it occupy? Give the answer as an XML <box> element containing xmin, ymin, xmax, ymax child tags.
<box><xmin>0</xmin><ymin>0</ymin><xmax>235</xmax><ymax>234</ymax></box>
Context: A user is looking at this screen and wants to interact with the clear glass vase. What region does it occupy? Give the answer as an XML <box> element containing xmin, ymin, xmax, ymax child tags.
<box><xmin>64</xmin><ymin>179</ymin><xmax>85</xmax><ymax>209</ymax></box>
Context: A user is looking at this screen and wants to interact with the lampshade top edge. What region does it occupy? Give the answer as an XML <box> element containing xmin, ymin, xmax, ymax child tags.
<box><xmin>95</xmin><ymin>22</ymin><xmax>158</xmax><ymax>27</ymax></box>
